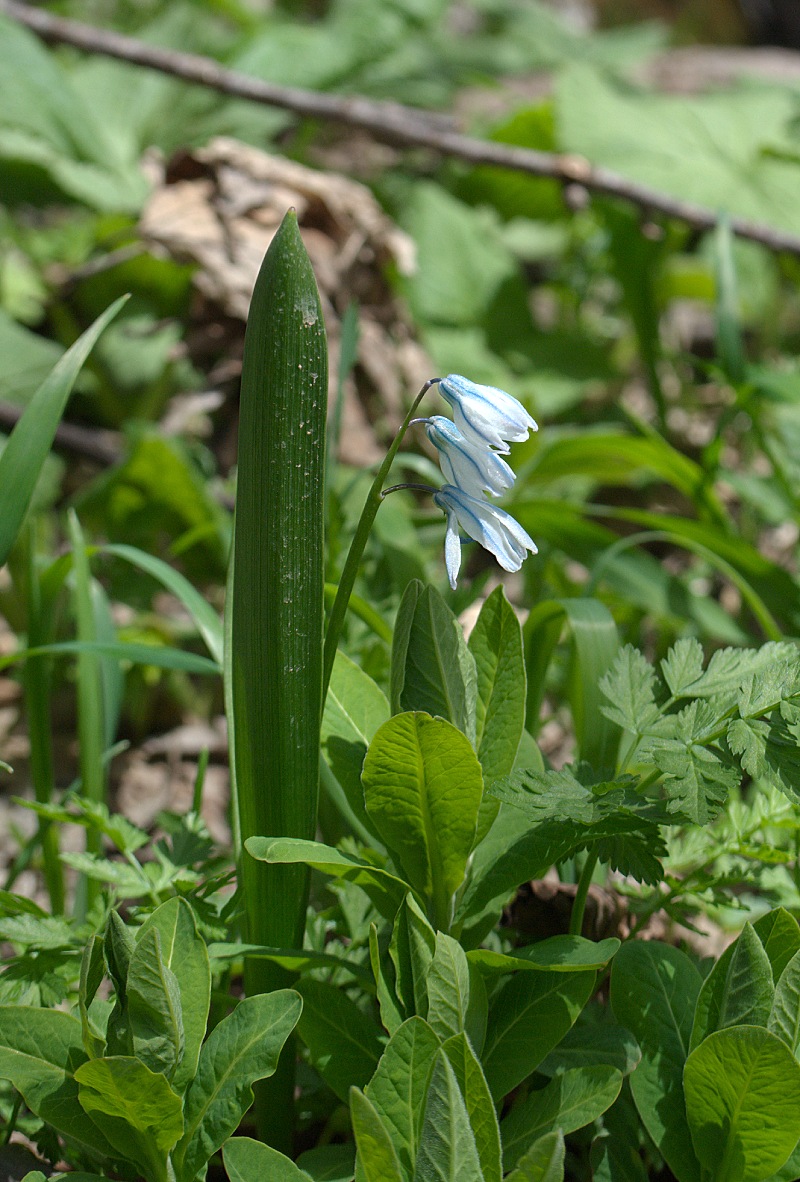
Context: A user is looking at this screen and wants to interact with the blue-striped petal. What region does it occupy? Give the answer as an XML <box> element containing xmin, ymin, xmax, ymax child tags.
<box><xmin>433</xmin><ymin>484</ymin><xmax>537</xmax><ymax>586</ymax></box>
<box><xmin>422</xmin><ymin>416</ymin><xmax>515</xmax><ymax>497</ymax></box>
<box><xmin>436</xmin><ymin>374</ymin><xmax>537</xmax><ymax>454</ymax></box>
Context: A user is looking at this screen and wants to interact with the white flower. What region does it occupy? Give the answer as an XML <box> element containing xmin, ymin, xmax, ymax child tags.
<box><xmin>432</xmin><ymin>484</ymin><xmax>537</xmax><ymax>589</ymax></box>
<box><xmin>417</xmin><ymin>416</ymin><xmax>515</xmax><ymax>498</ymax></box>
<box><xmin>435</xmin><ymin>374</ymin><xmax>537</xmax><ymax>455</ymax></box>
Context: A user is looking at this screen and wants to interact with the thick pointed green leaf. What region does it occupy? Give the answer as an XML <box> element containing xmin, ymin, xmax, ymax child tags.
<box><xmin>230</xmin><ymin>209</ymin><xmax>327</xmax><ymax>986</ymax></box>
<box><xmin>364</xmin><ymin>1017</ymin><xmax>440</xmax><ymax>1181</ymax></box>
<box><xmin>481</xmin><ymin>970</ymin><xmax>596</xmax><ymax>1100</ymax></box>
<box><xmin>75</xmin><ymin>1056</ymin><xmax>183</xmax><ymax>1182</ymax></box>
<box><xmin>717</xmin><ymin>923</ymin><xmax>774</xmax><ymax>1031</ymax></box>
<box><xmin>684</xmin><ymin>1026</ymin><xmax>800</xmax><ymax>1182</ymax></box>
<box><xmin>441</xmin><ymin>1032</ymin><xmax>501</xmax><ymax>1182</ymax></box>
<box><xmin>246</xmin><ymin>836</ymin><xmax>411</xmax><ymax>920</ymax></box>
<box><xmin>390</xmin><ymin>582</ymin><xmax>477</xmax><ymax>744</ymax></box>
<box><xmin>137</xmin><ymin>897</ymin><xmax>211</xmax><ymax>1093</ymax></box>
<box><xmin>0</xmin><ymin>1007</ymin><xmax>114</xmax><ymax>1158</ymax></box>
<box><xmin>506</xmin><ymin>1131</ymin><xmax>565</xmax><ymax>1182</ymax></box>
<box><xmin>414</xmin><ymin>1052</ymin><xmax>483</xmax><ymax>1182</ymax></box>
<box><xmin>362</xmin><ymin>712</ymin><xmax>483</xmax><ymax>929</ymax></box>
<box><xmin>426</xmin><ymin>933</ymin><xmax>472</xmax><ymax>1044</ymax></box>
<box><xmin>78</xmin><ymin>935</ymin><xmax>106</xmax><ymax>1059</ymax></box>
<box><xmin>224</xmin><ymin>1136</ymin><xmax>314</xmax><ymax>1181</ymax></box>
<box><xmin>296</xmin><ymin>978</ymin><xmax>382</xmax><ymax>1103</ymax></box>
<box><xmin>610</xmin><ymin>941</ymin><xmax>702</xmax><ymax>1182</ymax></box>
<box><xmin>127</xmin><ymin>927</ymin><xmax>184</xmax><ymax>1080</ymax></box>
<box><xmin>0</xmin><ymin>296</ymin><xmax>126</xmax><ymax>568</ymax></box>
<box><xmin>501</xmin><ymin>1066</ymin><xmax>622</xmax><ymax>1172</ymax></box>
<box><xmin>350</xmin><ymin>1087</ymin><xmax>405</xmax><ymax>1182</ymax></box>
<box><xmin>174</xmin><ymin>989</ymin><xmax>302</xmax><ymax>1182</ymax></box>
<box><xmin>370</xmin><ymin>923</ymin><xmax>405</xmax><ymax>1035</ymax></box>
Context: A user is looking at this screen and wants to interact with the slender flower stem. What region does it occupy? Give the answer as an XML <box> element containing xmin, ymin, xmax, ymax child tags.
<box><xmin>569</xmin><ymin>849</ymin><xmax>599</xmax><ymax>937</ymax></box>
<box><xmin>322</xmin><ymin>380</ymin><xmax>437</xmax><ymax>704</ymax></box>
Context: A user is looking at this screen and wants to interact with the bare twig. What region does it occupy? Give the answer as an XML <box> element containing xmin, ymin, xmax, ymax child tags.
<box><xmin>4</xmin><ymin>0</ymin><xmax>800</xmax><ymax>256</ymax></box>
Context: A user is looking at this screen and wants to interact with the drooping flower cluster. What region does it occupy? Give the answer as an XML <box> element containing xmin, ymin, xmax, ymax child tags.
<box><xmin>416</xmin><ymin>374</ymin><xmax>538</xmax><ymax>589</ymax></box>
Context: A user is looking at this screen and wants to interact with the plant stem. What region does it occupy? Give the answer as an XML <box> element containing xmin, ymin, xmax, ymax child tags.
<box><xmin>322</xmin><ymin>381</ymin><xmax>435</xmax><ymax>703</ymax></box>
<box><xmin>570</xmin><ymin>849</ymin><xmax>599</xmax><ymax>937</ymax></box>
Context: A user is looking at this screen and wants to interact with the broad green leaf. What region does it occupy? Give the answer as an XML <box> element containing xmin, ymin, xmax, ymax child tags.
<box><xmin>684</xmin><ymin>1026</ymin><xmax>800</xmax><ymax>1182</ymax></box>
<box><xmin>127</xmin><ymin>927</ymin><xmax>184</xmax><ymax>1081</ymax></box>
<box><xmin>296</xmin><ymin>1143</ymin><xmax>356</xmax><ymax>1181</ymax></box>
<box><xmin>691</xmin><ymin>912</ymin><xmax>795</xmax><ymax>1051</ymax></box>
<box><xmin>174</xmin><ymin>989</ymin><xmax>301</xmax><ymax>1182</ymax></box>
<box><xmin>441</xmin><ymin>1033</ymin><xmax>502</xmax><ymax>1182</ymax></box>
<box><xmin>414</xmin><ymin>1052</ymin><xmax>483</xmax><ymax>1182</ymax></box>
<box><xmin>102</xmin><ymin>544</ymin><xmax>223</xmax><ymax>666</ymax></box>
<box><xmin>501</xmin><ymin>1066</ymin><xmax>622</xmax><ymax>1172</ymax></box>
<box><xmin>559</xmin><ymin>65</ymin><xmax>800</xmax><ymax>235</ymax></box>
<box><xmin>362</xmin><ymin>713</ymin><xmax>483</xmax><ymax>929</ymax></box>
<box><xmin>610</xmin><ymin>941</ymin><xmax>702</xmax><ymax>1182</ymax></box>
<box><xmin>364</xmin><ymin>1017</ymin><xmax>440</xmax><ymax>1181</ymax></box>
<box><xmin>322</xmin><ymin>650</ymin><xmax>389</xmax><ymax>841</ymax></box>
<box><xmin>390</xmin><ymin>583</ymin><xmax>477</xmax><ymax>743</ymax></box>
<box><xmin>246</xmin><ymin>836</ymin><xmax>411</xmax><ymax>920</ymax></box>
<box><xmin>468</xmin><ymin>586</ymin><xmax>526</xmax><ymax>788</ymax></box>
<box><xmin>0</xmin><ymin>296</ymin><xmax>126</xmax><ymax>568</ymax></box>
<box><xmin>481</xmin><ymin>970</ymin><xmax>596</xmax><ymax>1100</ymax></box>
<box><xmin>75</xmin><ymin>1056</ymin><xmax>183</xmax><ymax>1182</ymax></box>
<box><xmin>718</xmin><ymin>923</ymin><xmax>774</xmax><ymax>1031</ymax></box>
<box><xmin>590</xmin><ymin>1090</ymin><xmax>648</xmax><ymax>1182</ymax></box>
<box><xmin>137</xmin><ymin>897</ymin><xmax>211</xmax><ymax>1093</ymax></box>
<box><xmin>296</xmin><ymin>978</ymin><xmax>382</xmax><ymax>1103</ymax></box>
<box><xmin>468</xmin><ymin>936</ymin><xmax>620</xmax><ymax>975</ymax></box>
<box><xmin>390</xmin><ymin>893</ymin><xmax>436</xmax><ymax>1018</ymax></box>
<box><xmin>0</xmin><ymin>1006</ymin><xmax>114</xmax><ymax>1157</ymax></box>
<box><xmin>506</xmin><ymin>1131</ymin><xmax>565</xmax><ymax>1182</ymax></box>
<box><xmin>769</xmin><ymin>948</ymin><xmax>800</xmax><ymax>1054</ymax></box>
<box><xmin>537</xmin><ymin>1014</ymin><xmax>640</xmax><ymax>1078</ymax></box>
<box><xmin>350</xmin><ymin>1087</ymin><xmax>405</xmax><ymax>1182</ymax></box>
<box><xmin>223</xmin><ymin>1136</ymin><xmax>313</xmax><ymax>1181</ymax></box>
<box><xmin>426</xmin><ymin>933</ymin><xmax>473</xmax><ymax>1044</ymax></box>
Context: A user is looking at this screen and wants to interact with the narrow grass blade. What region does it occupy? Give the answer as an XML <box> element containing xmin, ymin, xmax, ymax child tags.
<box><xmin>0</xmin><ymin>296</ymin><xmax>126</xmax><ymax>568</ymax></box>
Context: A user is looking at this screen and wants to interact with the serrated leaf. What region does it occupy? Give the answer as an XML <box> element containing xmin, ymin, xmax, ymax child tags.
<box><xmin>414</xmin><ymin>1052</ymin><xmax>483</xmax><ymax>1182</ymax></box>
<box><xmin>728</xmin><ymin>712</ymin><xmax>800</xmax><ymax>801</ymax></box>
<box><xmin>599</xmin><ymin>646</ymin><xmax>661</xmax><ymax>734</ymax></box>
<box><xmin>75</xmin><ymin>1056</ymin><xmax>183</xmax><ymax>1182</ymax></box>
<box><xmin>174</xmin><ymin>990</ymin><xmax>301</xmax><ymax>1182</ymax></box>
<box><xmin>650</xmin><ymin>733</ymin><xmax>738</xmax><ymax>825</ymax></box>
<box><xmin>661</xmin><ymin>638</ymin><xmax>704</xmax><ymax>697</ymax></box>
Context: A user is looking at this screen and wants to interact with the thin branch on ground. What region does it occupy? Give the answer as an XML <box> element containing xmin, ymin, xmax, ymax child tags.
<box><xmin>4</xmin><ymin>0</ymin><xmax>800</xmax><ymax>256</ymax></box>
